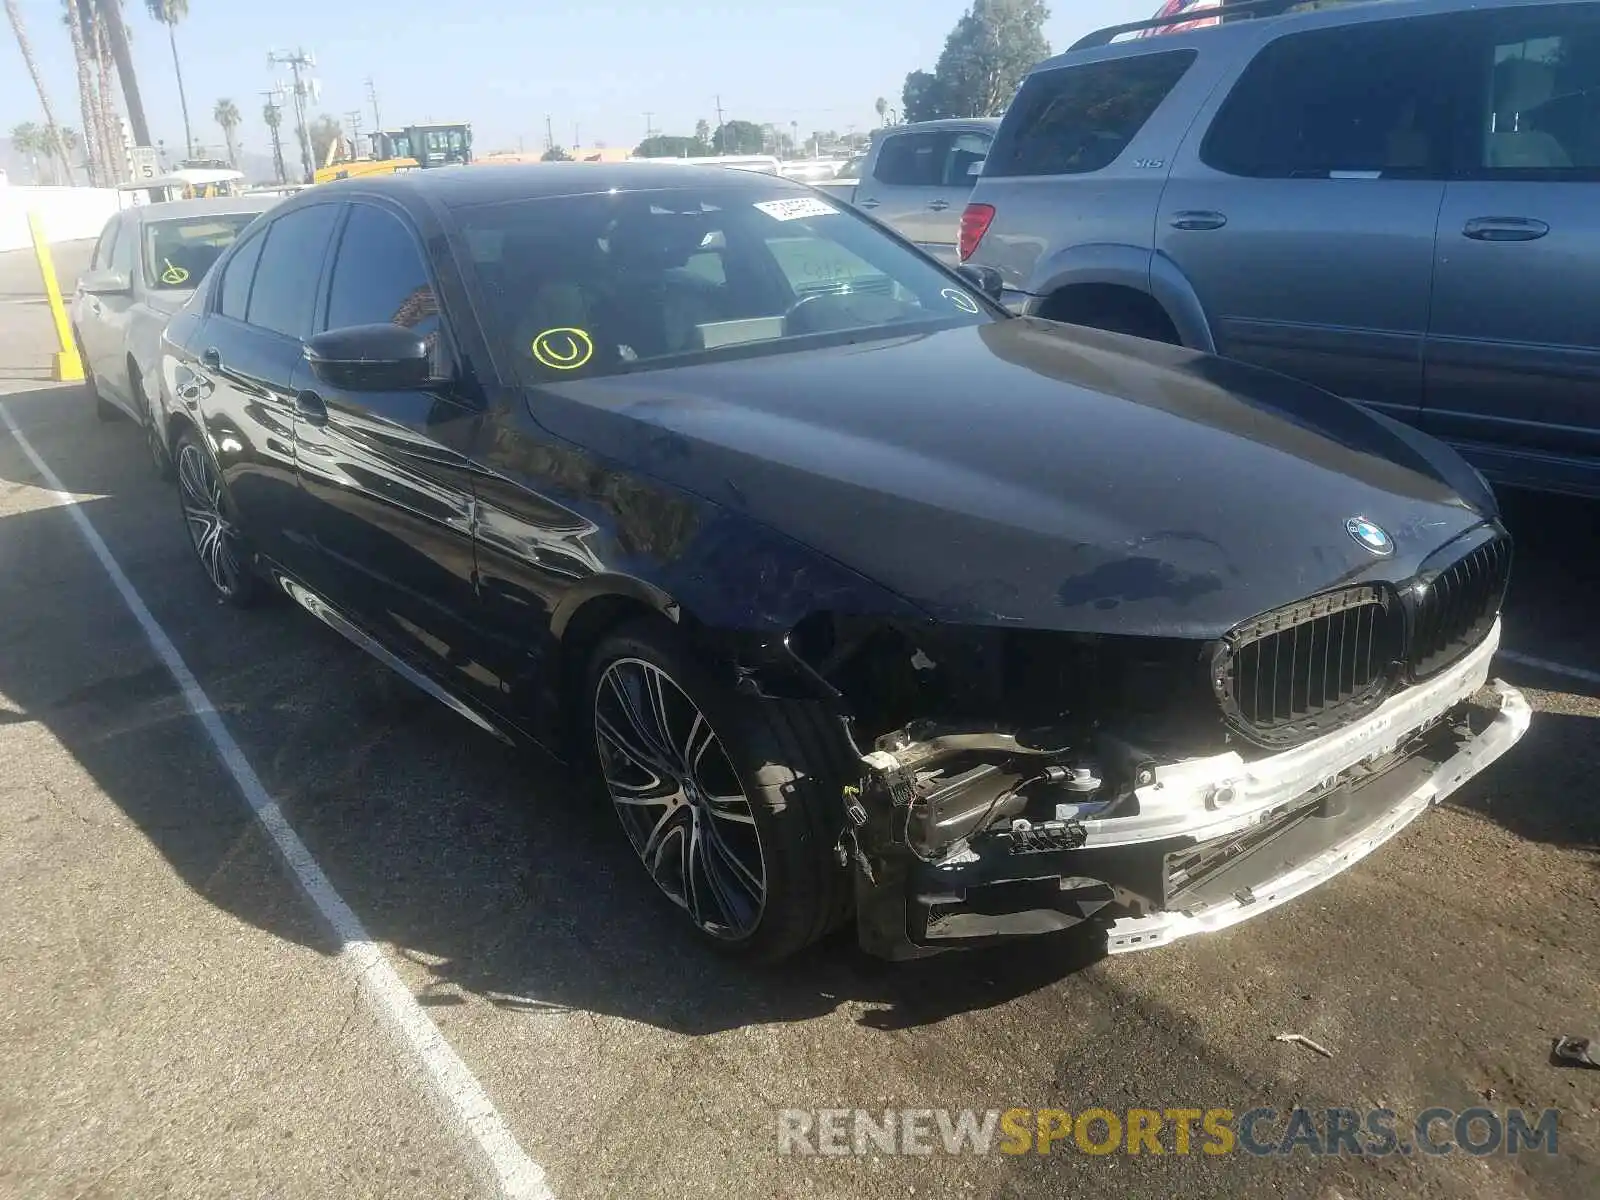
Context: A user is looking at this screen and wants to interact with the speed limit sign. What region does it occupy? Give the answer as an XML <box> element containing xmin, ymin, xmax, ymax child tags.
<box><xmin>128</xmin><ymin>146</ymin><xmax>160</xmax><ymax>182</ymax></box>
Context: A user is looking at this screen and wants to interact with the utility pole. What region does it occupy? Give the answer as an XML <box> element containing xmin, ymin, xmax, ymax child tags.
<box><xmin>365</xmin><ymin>77</ymin><xmax>382</xmax><ymax>133</ymax></box>
<box><xmin>268</xmin><ymin>48</ymin><xmax>318</xmax><ymax>183</ymax></box>
<box><xmin>345</xmin><ymin>109</ymin><xmax>363</xmax><ymax>148</ymax></box>
<box><xmin>573</xmin><ymin>123</ymin><xmax>580</xmax><ymax>155</ymax></box>
<box><xmin>545</xmin><ymin>114</ymin><xmax>554</xmax><ymax>152</ymax></box>
<box><xmin>714</xmin><ymin>94</ymin><xmax>724</xmax><ymax>129</ymax></box>
<box><xmin>644</xmin><ymin>112</ymin><xmax>654</xmax><ymax>142</ymax></box>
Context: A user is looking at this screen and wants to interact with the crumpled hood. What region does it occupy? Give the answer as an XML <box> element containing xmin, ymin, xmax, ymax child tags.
<box><xmin>527</xmin><ymin>318</ymin><xmax>1496</xmax><ymax>638</ymax></box>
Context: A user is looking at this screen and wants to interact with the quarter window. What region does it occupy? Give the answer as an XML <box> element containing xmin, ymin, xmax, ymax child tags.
<box><xmin>244</xmin><ymin>204</ymin><xmax>341</xmax><ymax>338</ymax></box>
<box><xmin>1202</xmin><ymin>18</ymin><xmax>1458</xmax><ymax>179</ymax></box>
<box><xmin>324</xmin><ymin>204</ymin><xmax>440</xmax><ymax>342</ymax></box>
<box><xmin>1469</xmin><ymin>6</ymin><xmax>1600</xmax><ymax>176</ymax></box>
<box><xmin>91</xmin><ymin>219</ymin><xmax>120</xmax><ymax>270</ymax></box>
<box><xmin>217</xmin><ymin>229</ymin><xmax>263</xmax><ymax>321</ymax></box>
<box><xmin>986</xmin><ymin>50</ymin><xmax>1196</xmax><ymax>177</ymax></box>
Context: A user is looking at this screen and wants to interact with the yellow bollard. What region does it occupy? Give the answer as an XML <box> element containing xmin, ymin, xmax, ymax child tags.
<box><xmin>27</xmin><ymin>211</ymin><xmax>85</xmax><ymax>383</ymax></box>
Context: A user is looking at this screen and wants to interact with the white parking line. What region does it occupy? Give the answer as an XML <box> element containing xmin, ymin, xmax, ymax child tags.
<box><xmin>0</xmin><ymin>404</ymin><xmax>554</xmax><ymax>1200</ymax></box>
<box><xmin>1499</xmin><ymin>650</ymin><xmax>1600</xmax><ymax>689</ymax></box>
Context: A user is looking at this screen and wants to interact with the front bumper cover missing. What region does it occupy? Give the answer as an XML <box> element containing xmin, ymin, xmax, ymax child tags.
<box><xmin>858</xmin><ymin>620</ymin><xmax>1531</xmax><ymax>958</ymax></box>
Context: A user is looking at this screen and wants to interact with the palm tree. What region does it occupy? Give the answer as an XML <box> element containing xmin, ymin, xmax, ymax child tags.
<box><xmin>93</xmin><ymin>0</ymin><xmax>152</xmax><ymax>148</ymax></box>
<box><xmin>63</xmin><ymin>0</ymin><xmax>118</xmax><ymax>184</ymax></box>
<box><xmin>144</xmin><ymin>0</ymin><xmax>191</xmax><ymax>157</ymax></box>
<box><xmin>875</xmin><ymin>96</ymin><xmax>889</xmax><ymax>127</ymax></box>
<box><xmin>6</xmin><ymin>0</ymin><xmax>76</xmax><ymax>182</ymax></box>
<box><xmin>10</xmin><ymin>121</ymin><xmax>44</xmax><ymax>181</ymax></box>
<box><xmin>262</xmin><ymin>99</ymin><xmax>286</xmax><ymax>182</ymax></box>
<box><xmin>214</xmin><ymin>97</ymin><xmax>240</xmax><ymax>166</ymax></box>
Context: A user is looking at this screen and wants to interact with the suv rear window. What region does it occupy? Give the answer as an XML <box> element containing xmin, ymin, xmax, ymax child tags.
<box><xmin>985</xmin><ymin>50</ymin><xmax>1198</xmax><ymax>177</ymax></box>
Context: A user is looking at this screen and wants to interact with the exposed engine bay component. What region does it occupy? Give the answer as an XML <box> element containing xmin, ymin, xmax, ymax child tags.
<box><xmin>851</xmin><ymin>720</ymin><xmax>1114</xmax><ymax>865</ymax></box>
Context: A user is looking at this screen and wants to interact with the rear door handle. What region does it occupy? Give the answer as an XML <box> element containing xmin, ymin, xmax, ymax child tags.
<box><xmin>294</xmin><ymin>389</ymin><xmax>328</xmax><ymax>427</ymax></box>
<box><xmin>200</xmin><ymin>347</ymin><xmax>222</xmax><ymax>371</ymax></box>
<box><xmin>857</xmin><ymin>197</ymin><xmax>880</xmax><ymax>209</ymax></box>
<box><xmin>1463</xmin><ymin>216</ymin><xmax>1549</xmax><ymax>242</ymax></box>
<box><xmin>927</xmin><ymin>199</ymin><xmax>951</xmax><ymax>212</ymax></box>
<box><xmin>1169</xmin><ymin>210</ymin><xmax>1228</xmax><ymax>232</ymax></box>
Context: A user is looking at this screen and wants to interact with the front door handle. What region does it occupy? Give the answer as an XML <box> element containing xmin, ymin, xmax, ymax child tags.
<box><xmin>200</xmin><ymin>347</ymin><xmax>222</xmax><ymax>371</ymax></box>
<box><xmin>294</xmin><ymin>389</ymin><xmax>328</xmax><ymax>427</ymax></box>
<box><xmin>1463</xmin><ymin>216</ymin><xmax>1549</xmax><ymax>242</ymax></box>
<box><xmin>1170</xmin><ymin>210</ymin><xmax>1228</xmax><ymax>232</ymax></box>
<box><xmin>927</xmin><ymin>199</ymin><xmax>951</xmax><ymax>212</ymax></box>
<box><xmin>857</xmin><ymin>197</ymin><xmax>880</xmax><ymax>209</ymax></box>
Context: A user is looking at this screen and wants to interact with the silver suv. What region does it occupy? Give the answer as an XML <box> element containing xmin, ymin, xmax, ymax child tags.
<box><xmin>842</xmin><ymin>118</ymin><xmax>1000</xmax><ymax>263</ymax></box>
<box><xmin>964</xmin><ymin>0</ymin><xmax>1600</xmax><ymax>499</ymax></box>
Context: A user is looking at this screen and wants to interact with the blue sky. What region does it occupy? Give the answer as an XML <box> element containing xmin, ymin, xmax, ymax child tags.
<box><xmin>4</xmin><ymin>1</ymin><xmax>1157</xmax><ymax>159</ymax></box>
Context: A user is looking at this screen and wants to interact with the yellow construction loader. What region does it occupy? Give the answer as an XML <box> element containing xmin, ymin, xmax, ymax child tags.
<box><xmin>313</xmin><ymin>122</ymin><xmax>473</xmax><ymax>185</ymax></box>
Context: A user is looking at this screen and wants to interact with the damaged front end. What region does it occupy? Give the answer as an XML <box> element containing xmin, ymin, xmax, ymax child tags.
<box><xmin>780</xmin><ymin>530</ymin><xmax>1531</xmax><ymax>960</ymax></box>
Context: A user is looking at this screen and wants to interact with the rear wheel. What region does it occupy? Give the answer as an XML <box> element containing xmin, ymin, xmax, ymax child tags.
<box><xmin>175</xmin><ymin>428</ymin><xmax>261</xmax><ymax>607</ymax></box>
<box><xmin>583</xmin><ymin>618</ymin><xmax>855</xmax><ymax>963</ymax></box>
<box><xmin>76</xmin><ymin>331</ymin><xmax>119</xmax><ymax>421</ymax></box>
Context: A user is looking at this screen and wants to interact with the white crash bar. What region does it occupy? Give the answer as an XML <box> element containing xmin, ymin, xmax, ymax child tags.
<box><xmin>1105</xmin><ymin>675</ymin><xmax>1530</xmax><ymax>954</ymax></box>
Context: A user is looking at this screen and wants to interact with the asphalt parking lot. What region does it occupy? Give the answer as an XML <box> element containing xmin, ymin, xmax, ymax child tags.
<box><xmin>1</xmin><ymin>242</ymin><xmax>1596</xmax><ymax>1200</ymax></box>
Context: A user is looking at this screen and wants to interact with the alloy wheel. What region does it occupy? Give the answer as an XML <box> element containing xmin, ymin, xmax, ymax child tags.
<box><xmin>177</xmin><ymin>441</ymin><xmax>244</xmax><ymax>597</ymax></box>
<box><xmin>593</xmin><ymin>658</ymin><xmax>768</xmax><ymax>940</ymax></box>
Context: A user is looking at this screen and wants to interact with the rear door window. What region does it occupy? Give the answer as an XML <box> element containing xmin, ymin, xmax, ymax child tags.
<box><xmin>244</xmin><ymin>204</ymin><xmax>341</xmax><ymax>338</ymax></box>
<box><xmin>986</xmin><ymin>50</ymin><xmax>1197</xmax><ymax>176</ymax></box>
<box><xmin>873</xmin><ymin>132</ymin><xmax>946</xmax><ymax>186</ymax></box>
<box><xmin>1201</xmin><ymin>17</ymin><xmax>1462</xmax><ymax>179</ymax></box>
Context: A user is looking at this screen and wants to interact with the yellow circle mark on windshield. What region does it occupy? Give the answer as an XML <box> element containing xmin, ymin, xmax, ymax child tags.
<box><xmin>160</xmin><ymin>259</ymin><xmax>191</xmax><ymax>286</ymax></box>
<box><xmin>531</xmin><ymin>327</ymin><xmax>594</xmax><ymax>371</ymax></box>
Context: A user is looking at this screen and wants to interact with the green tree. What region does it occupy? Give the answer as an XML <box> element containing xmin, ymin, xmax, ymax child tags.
<box><xmin>633</xmin><ymin>134</ymin><xmax>704</xmax><ymax>158</ymax></box>
<box><xmin>307</xmin><ymin>113</ymin><xmax>343</xmax><ymax>167</ymax></box>
<box><xmin>213</xmin><ymin>96</ymin><xmax>240</xmax><ymax>165</ymax></box>
<box><xmin>903</xmin><ymin>0</ymin><xmax>1050</xmax><ymax>121</ymax></box>
<box><xmin>711</xmin><ymin>119</ymin><xmax>765</xmax><ymax>155</ymax></box>
<box><xmin>540</xmin><ymin>144</ymin><xmax>572</xmax><ymax>161</ymax></box>
<box><xmin>693</xmin><ymin>118</ymin><xmax>711</xmax><ymax>147</ymax></box>
<box><xmin>145</xmin><ymin>1</ymin><xmax>193</xmax><ymax>157</ymax></box>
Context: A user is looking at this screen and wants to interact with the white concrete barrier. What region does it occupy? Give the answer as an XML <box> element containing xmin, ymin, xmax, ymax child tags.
<box><xmin>0</xmin><ymin>185</ymin><xmax>121</xmax><ymax>252</ymax></box>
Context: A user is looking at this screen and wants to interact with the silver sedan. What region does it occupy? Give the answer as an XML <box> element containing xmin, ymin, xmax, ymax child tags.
<box><xmin>70</xmin><ymin>195</ymin><xmax>280</xmax><ymax>474</ymax></box>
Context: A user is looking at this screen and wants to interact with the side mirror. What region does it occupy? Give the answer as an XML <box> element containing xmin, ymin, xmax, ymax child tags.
<box><xmin>956</xmin><ymin>263</ymin><xmax>1004</xmax><ymax>301</ymax></box>
<box><xmin>304</xmin><ymin>323</ymin><xmax>433</xmax><ymax>391</ymax></box>
<box><xmin>80</xmin><ymin>268</ymin><xmax>131</xmax><ymax>296</ymax></box>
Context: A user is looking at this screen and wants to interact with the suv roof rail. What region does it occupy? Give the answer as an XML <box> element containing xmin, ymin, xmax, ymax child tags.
<box><xmin>1069</xmin><ymin>0</ymin><xmax>1378</xmax><ymax>52</ymax></box>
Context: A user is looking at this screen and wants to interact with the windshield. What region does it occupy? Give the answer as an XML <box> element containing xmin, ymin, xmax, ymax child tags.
<box><xmin>143</xmin><ymin>213</ymin><xmax>261</xmax><ymax>290</ymax></box>
<box><xmin>454</xmin><ymin>184</ymin><xmax>993</xmax><ymax>384</ymax></box>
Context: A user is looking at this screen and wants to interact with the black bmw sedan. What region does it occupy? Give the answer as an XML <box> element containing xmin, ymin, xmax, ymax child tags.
<box><xmin>155</xmin><ymin>163</ymin><xmax>1530</xmax><ymax>963</ymax></box>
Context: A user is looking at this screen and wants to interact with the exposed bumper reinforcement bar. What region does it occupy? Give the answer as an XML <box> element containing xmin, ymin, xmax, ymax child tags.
<box><xmin>1103</xmin><ymin>679</ymin><xmax>1531</xmax><ymax>952</ymax></box>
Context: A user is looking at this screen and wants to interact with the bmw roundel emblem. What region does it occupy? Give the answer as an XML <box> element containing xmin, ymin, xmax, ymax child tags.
<box><xmin>1346</xmin><ymin>516</ymin><xmax>1394</xmax><ymax>556</ymax></box>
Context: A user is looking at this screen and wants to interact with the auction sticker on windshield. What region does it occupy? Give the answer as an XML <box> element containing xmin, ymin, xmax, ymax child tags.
<box><xmin>754</xmin><ymin>197</ymin><xmax>838</xmax><ymax>222</ymax></box>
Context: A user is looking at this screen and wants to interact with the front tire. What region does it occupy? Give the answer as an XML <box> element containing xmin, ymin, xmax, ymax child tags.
<box><xmin>174</xmin><ymin>428</ymin><xmax>262</xmax><ymax>607</ymax></box>
<box><xmin>583</xmin><ymin>618</ymin><xmax>855</xmax><ymax>963</ymax></box>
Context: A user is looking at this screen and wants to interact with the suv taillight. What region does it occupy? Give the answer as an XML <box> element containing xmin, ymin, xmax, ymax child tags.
<box><xmin>959</xmin><ymin>203</ymin><xmax>995</xmax><ymax>262</ymax></box>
